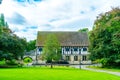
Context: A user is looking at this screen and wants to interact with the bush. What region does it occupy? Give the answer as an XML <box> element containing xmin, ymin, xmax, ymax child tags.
<box><xmin>0</xmin><ymin>59</ymin><xmax>6</xmax><ymax>65</ymax></box>
<box><xmin>92</xmin><ymin>59</ymin><xmax>101</xmax><ymax>64</ymax></box>
<box><xmin>57</xmin><ymin>60</ymin><xmax>69</xmax><ymax>64</ymax></box>
<box><xmin>23</xmin><ymin>57</ymin><xmax>33</xmax><ymax>63</ymax></box>
<box><xmin>0</xmin><ymin>59</ymin><xmax>18</xmax><ymax>68</ymax></box>
<box><xmin>100</xmin><ymin>58</ymin><xmax>108</xmax><ymax>67</ymax></box>
<box><xmin>114</xmin><ymin>59</ymin><xmax>120</xmax><ymax>66</ymax></box>
<box><xmin>6</xmin><ymin>59</ymin><xmax>18</xmax><ymax>65</ymax></box>
<box><xmin>46</xmin><ymin>60</ymin><xmax>69</xmax><ymax>64</ymax></box>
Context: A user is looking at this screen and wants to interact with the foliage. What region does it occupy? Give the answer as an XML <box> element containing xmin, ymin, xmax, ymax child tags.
<box><xmin>89</xmin><ymin>7</ymin><xmax>120</xmax><ymax>67</ymax></box>
<box><xmin>0</xmin><ymin>59</ymin><xmax>19</xmax><ymax>68</ymax></box>
<box><xmin>0</xmin><ymin>33</ymin><xmax>27</xmax><ymax>60</ymax></box>
<box><xmin>26</xmin><ymin>40</ymin><xmax>36</xmax><ymax>52</ymax></box>
<box><xmin>78</xmin><ymin>28</ymin><xmax>89</xmax><ymax>33</ymax></box>
<box><xmin>42</xmin><ymin>34</ymin><xmax>61</xmax><ymax>68</ymax></box>
<box><xmin>0</xmin><ymin>14</ymin><xmax>27</xmax><ymax>62</ymax></box>
<box><xmin>0</xmin><ymin>59</ymin><xmax>6</xmax><ymax>65</ymax></box>
<box><xmin>6</xmin><ymin>59</ymin><xmax>18</xmax><ymax>65</ymax></box>
<box><xmin>23</xmin><ymin>57</ymin><xmax>33</xmax><ymax>63</ymax></box>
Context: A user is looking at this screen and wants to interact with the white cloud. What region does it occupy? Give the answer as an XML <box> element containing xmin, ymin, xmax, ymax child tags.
<box><xmin>0</xmin><ymin>0</ymin><xmax>120</xmax><ymax>41</ymax></box>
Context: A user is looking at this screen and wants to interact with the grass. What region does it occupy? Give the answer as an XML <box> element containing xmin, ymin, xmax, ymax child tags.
<box><xmin>88</xmin><ymin>66</ymin><xmax>120</xmax><ymax>72</ymax></box>
<box><xmin>0</xmin><ymin>67</ymin><xmax>120</xmax><ymax>80</ymax></box>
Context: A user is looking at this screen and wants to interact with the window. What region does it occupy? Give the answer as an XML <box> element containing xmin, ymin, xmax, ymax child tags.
<box><xmin>74</xmin><ymin>56</ymin><xmax>78</xmax><ymax>61</ymax></box>
<box><xmin>66</xmin><ymin>56</ymin><xmax>70</xmax><ymax>61</ymax></box>
<box><xmin>39</xmin><ymin>48</ymin><xmax>42</xmax><ymax>51</ymax></box>
<box><xmin>74</xmin><ymin>48</ymin><xmax>78</xmax><ymax>51</ymax></box>
<box><xmin>82</xmin><ymin>55</ymin><xmax>87</xmax><ymax>61</ymax></box>
<box><xmin>83</xmin><ymin>47</ymin><xmax>87</xmax><ymax>51</ymax></box>
<box><xmin>65</xmin><ymin>48</ymin><xmax>69</xmax><ymax>51</ymax></box>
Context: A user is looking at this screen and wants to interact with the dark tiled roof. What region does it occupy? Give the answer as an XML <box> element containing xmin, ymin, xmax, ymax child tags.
<box><xmin>36</xmin><ymin>31</ymin><xmax>89</xmax><ymax>47</ymax></box>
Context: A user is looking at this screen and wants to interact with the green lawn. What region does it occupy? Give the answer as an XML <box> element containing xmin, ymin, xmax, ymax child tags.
<box><xmin>0</xmin><ymin>67</ymin><xmax>120</xmax><ymax>80</ymax></box>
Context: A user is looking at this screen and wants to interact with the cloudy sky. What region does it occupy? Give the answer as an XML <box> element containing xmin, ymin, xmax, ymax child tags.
<box><xmin>0</xmin><ymin>0</ymin><xmax>120</xmax><ymax>41</ymax></box>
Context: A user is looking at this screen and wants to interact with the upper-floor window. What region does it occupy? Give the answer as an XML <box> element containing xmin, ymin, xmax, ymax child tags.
<box><xmin>65</xmin><ymin>48</ymin><xmax>69</xmax><ymax>51</ymax></box>
<box><xmin>83</xmin><ymin>47</ymin><xmax>87</xmax><ymax>51</ymax></box>
<box><xmin>39</xmin><ymin>48</ymin><xmax>42</xmax><ymax>51</ymax></box>
<box><xmin>74</xmin><ymin>48</ymin><xmax>78</xmax><ymax>51</ymax></box>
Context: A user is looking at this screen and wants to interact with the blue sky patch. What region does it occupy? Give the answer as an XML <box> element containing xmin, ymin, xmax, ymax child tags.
<box><xmin>7</xmin><ymin>12</ymin><xmax>26</xmax><ymax>25</ymax></box>
<box><xmin>80</xmin><ymin>11</ymin><xmax>85</xmax><ymax>14</ymax></box>
<box><xmin>16</xmin><ymin>0</ymin><xmax>25</xmax><ymax>2</ymax></box>
<box><xmin>34</xmin><ymin>0</ymin><xmax>43</xmax><ymax>2</ymax></box>
<box><xmin>0</xmin><ymin>0</ymin><xmax>2</xmax><ymax>4</ymax></box>
<box><xmin>30</xmin><ymin>26</ymin><xmax>38</xmax><ymax>29</ymax></box>
<box><xmin>16</xmin><ymin>0</ymin><xmax>43</xmax><ymax>3</ymax></box>
<box><xmin>90</xmin><ymin>6</ymin><xmax>96</xmax><ymax>11</ymax></box>
<box><xmin>22</xmin><ymin>29</ymin><xmax>28</xmax><ymax>32</ymax></box>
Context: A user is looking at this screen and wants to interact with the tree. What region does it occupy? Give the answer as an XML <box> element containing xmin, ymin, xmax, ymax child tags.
<box><xmin>0</xmin><ymin>14</ymin><xmax>5</xmax><ymax>27</ymax></box>
<box><xmin>0</xmin><ymin>14</ymin><xmax>27</xmax><ymax>61</ymax></box>
<box><xmin>0</xmin><ymin>33</ymin><xmax>27</xmax><ymax>60</ymax></box>
<box><xmin>79</xmin><ymin>28</ymin><xmax>89</xmax><ymax>33</ymax></box>
<box><xmin>42</xmin><ymin>34</ymin><xmax>61</xmax><ymax>68</ymax></box>
<box><xmin>89</xmin><ymin>7</ymin><xmax>120</xmax><ymax>67</ymax></box>
<box><xmin>0</xmin><ymin>14</ymin><xmax>11</xmax><ymax>34</ymax></box>
<box><xmin>26</xmin><ymin>40</ymin><xmax>36</xmax><ymax>52</ymax></box>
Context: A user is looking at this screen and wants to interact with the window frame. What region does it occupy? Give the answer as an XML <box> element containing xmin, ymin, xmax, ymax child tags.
<box><xmin>83</xmin><ymin>47</ymin><xmax>87</xmax><ymax>51</ymax></box>
<box><xmin>74</xmin><ymin>55</ymin><xmax>78</xmax><ymax>61</ymax></box>
<box><xmin>82</xmin><ymin>55</ymin><xmax>87</xmax><ymax>61</ymax></box>
<box><xmin>39</xmin><ymin>48</ymin><xmax>42</xmax><ymax>52</ymax></box>
<box><xmin>66</xmin><ymin>56</ymin><xmax>70</xmax><ymax>61</ymax></box>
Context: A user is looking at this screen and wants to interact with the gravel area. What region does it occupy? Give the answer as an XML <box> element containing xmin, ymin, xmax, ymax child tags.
<box><xmin>70</xmin><ymin>65</ymin><xmax>120</xmax><ymax>76</ymax></box>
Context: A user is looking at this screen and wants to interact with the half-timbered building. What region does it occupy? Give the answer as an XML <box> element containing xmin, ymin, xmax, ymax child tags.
<box><xmin>36</xmin><ymin>31</ymin><xmax>91</xmax><ymax>64</ymax></box>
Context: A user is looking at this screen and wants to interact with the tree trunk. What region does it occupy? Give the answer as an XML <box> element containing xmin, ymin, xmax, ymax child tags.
<box><xmin>51</xmin><ymin>62</ymin><xmax>53</xmax><ymax>68</ymax></box>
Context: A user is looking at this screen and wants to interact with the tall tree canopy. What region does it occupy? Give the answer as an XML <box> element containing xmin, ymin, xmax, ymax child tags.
<box><xmin>42</xmin><ymin>34</ymin><xmax>61</xmax><ymax>68</ymax></box>
<box><xmin>26</xmin><ymin>40</ymin><xmax>36</xmax><ymax>52</ymax></box>
<box><xmin>89</xmin><ymin>7</ymin><xmax>120</xmax><ymax>67</ymax></box>
<box><xmin>79</xmin><ymin>28</ymin><xmax>89</xmax><ymax>33</ymax></box>
<box><xmin>0</xmin><ymin>14</ymin><xmax>27</xmax><ymax>60</ymax></box>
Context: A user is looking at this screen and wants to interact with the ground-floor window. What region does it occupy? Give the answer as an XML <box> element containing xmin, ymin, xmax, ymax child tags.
<box><xmin>82</xmin><ymin>55</ymin><xmax>87</xmax><ymax>61</ymax></box>
<box><xmin>74</xmin><ymin>56</ymin><xmax>78</xmax><ymax>61</ymax></box>
<box><xmin>66</xmin><ymin>56</ymin><xmax>70</xmax><ymax>61</ymax></box>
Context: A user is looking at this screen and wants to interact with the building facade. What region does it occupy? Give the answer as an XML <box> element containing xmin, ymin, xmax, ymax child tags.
<box><xmin>36</xmin><ymin>31</ymin><xmax>91</xmax><ymax>64</ymax></box>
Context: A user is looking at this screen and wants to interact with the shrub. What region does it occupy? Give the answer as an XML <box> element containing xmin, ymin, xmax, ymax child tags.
<box><xmin>0</xmin><ymin>59</ymin><xmax>6</xmax><ymax>65</ymax></box>
<box><xmin>92</xmin><ymin>59</ymin><xmax>101</xmax><ymax>64</ymax></box>
<box><xmin>100</xmin><ymin>58</ymin><xmax>108</xmax><ymax>67</ymax></box>
<box><xmin>6</xmin><ymin>59</ymin><xmax>18</xmax><ymax>65</ymax></box>
<box><xmin>23</xmin><ymin>57</ymin><xmax>33</xmax><ymax>63</ymax></box>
